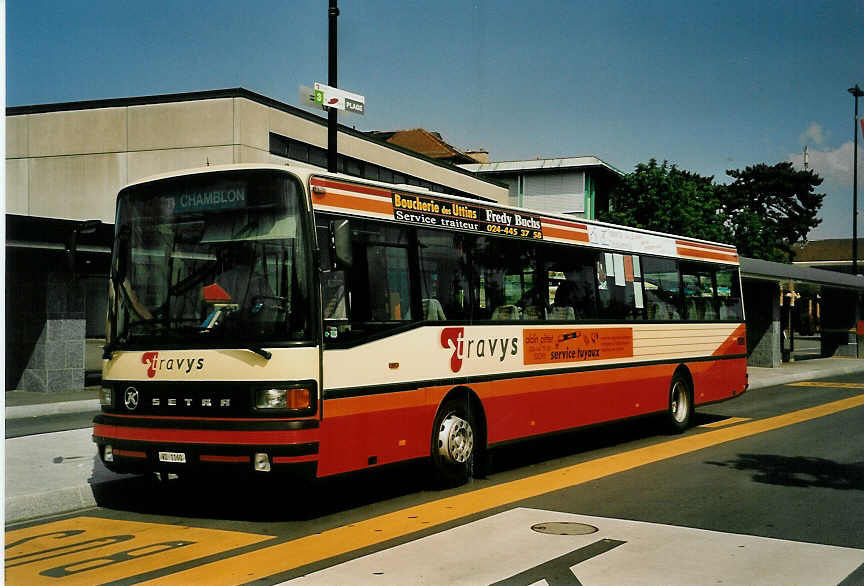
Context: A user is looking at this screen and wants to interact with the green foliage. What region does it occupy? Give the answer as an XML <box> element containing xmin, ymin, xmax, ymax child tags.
<box><xmin>598</xmin><ymin>159</ymin><xmax>825</xmax><ymax>263</ymax></box>
<box><xmin>598</xmin><ymin>159</ymin><xmax>730</xmax><ymax>243</ymax></box>
<box><xmin>721</xmin><ymin>162</ymin><xmax>824</xmax><ymax>262</ymax></box>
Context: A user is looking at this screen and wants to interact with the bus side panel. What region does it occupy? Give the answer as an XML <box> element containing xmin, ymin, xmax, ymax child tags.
<box><xmin>317</xmin><ymin>389</ymin><xmax>443</xmax><ymax>477</ymax></box>
<box><xmin>690</xmin><ymin>356</ymin><xmax>748</xmax><ymax>405</ymax></box>
<box><xmin>478</xmin><ymin>364</ymin><xmax>676</xmax><ymax>446</ymax></box>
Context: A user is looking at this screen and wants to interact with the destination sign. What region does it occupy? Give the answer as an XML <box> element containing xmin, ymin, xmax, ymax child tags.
<box><xmin>173</xmin><ymin>187</ymin><xmax>247</xmax><ymax>213</ymax></box>
<box><xmin>391</xmin><ymin>192</ymin><xmax>543</xmax><ymax>240</ymax></box>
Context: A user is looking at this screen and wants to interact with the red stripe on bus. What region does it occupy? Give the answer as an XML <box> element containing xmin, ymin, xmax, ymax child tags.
<box><xmin>199</xmin><ymin>455</ymin><xmax>249</xmax><ymax>463</ymax></box>
<box><xmin>677</xmin><ymin>246</ymin><xmax>739</xmax><ymax>262</ymax></box>
<box><xmin>675</xmin><ymin>239</ymin><xmax>737</xmax><ymax>253</ymax></box>
<box><xmin>543</xmin><ymin>226</ymin><xmax>590</xmax><ymax>242</ymax></box>
<box><xmin>311</xmin><ymin>178</ymin><xmax>392</xmax><ymax>199</ymax></box>
<box><xmin>272</xmin><ymin>454</ymin><xmax>319</xmax><ymax>464</ymax></box>
<box><xmin>113</xmin><ymin>449</ymin><xmax>146</xmax><ymax>458</ymax></box>
<box><xmin>312</xmin><ymin>191</ymin><xmax>394</xmax><ymax>215</ymax></box>
<box><xmin>93</xmin><ymin>425</ymin><xmax>318</xmax><ymax>445</ymax></box>
<box><xmin>543</xmin><ymin>218</ymin><xmax>588</xmax><ymax>230</ymax></box>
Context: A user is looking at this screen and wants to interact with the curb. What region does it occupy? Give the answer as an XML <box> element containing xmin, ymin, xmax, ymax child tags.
<box><xmin>5</xmin><ymin>486</ymin><xmax>99</xmax><ymax>524</ymax></box>
<box><xmin>747</xmin><ymin>362</ymin><xmax>864</xmax><ymax>392</ymax></box>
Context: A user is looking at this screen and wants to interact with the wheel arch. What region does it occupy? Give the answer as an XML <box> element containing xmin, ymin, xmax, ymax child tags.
<box><xmin>433</xmin><ymin>385</ymin><xmax>488</xmax><ymax>453</ymax></box>
<box><xmin>673</xmin><ymin>363</ymin><xmax>695</xmax><ymax>399</ymax></box>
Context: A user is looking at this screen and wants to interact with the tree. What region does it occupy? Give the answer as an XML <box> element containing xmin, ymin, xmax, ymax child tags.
<box><xmin>720</xmin><ymin>162</ymin><xmax>824</xmax><ymax>262</ymax></box>
<box><xmin>598</xmin><ymin>159</ymin><xmax>731</xmax><ymax>244</ymax></box>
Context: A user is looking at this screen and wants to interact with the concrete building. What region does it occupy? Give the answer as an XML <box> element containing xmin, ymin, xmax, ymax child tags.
<box><xmin>5</xmin><ymin>88</ymin><xmax>507</xmax><ymax>391</ymax></box>
<box><xmin>461</xmin><ymin>157</ymin><xmax>623</xmax><ymax>219</ymax></box>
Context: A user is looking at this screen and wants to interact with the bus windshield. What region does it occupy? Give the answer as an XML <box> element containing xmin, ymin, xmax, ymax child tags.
<box><xmin>109</xmin><ymin>169</ymin><xmax>313</xmax><ymax>348</ymax></box>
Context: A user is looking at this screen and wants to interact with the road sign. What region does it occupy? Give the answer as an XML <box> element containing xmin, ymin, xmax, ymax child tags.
<box><xmin>313</xmin><ymin>82</ymin><xmax>365</xmax><ymax>115</ymax></box>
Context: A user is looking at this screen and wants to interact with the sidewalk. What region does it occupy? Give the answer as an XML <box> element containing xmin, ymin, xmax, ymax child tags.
<box><xmin>4</xmin><ymin>358</ymin><xmax>864</xmax><ymax>525</ymax></box>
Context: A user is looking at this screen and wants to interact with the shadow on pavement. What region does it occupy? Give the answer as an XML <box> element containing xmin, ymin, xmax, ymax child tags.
<box><xmin>706</xmin><ymin>453</ymin><xmax>864</xmax><ymax>490</ymax></box>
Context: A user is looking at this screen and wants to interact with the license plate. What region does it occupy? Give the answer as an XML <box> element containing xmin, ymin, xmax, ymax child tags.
<box><xmin>158</xmin><ymin>451</ymin><xmax>186</xmax><ymax>463</ymax></box>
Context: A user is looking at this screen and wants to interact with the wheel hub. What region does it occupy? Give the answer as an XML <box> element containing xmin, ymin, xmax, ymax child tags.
<box><xmin>438</xmin><ymin>413</ymin><xmax>474</xmax><ymax>464</ymax></box>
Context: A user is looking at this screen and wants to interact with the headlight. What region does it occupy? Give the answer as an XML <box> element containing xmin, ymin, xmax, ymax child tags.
<box><xmin>255</xmin><ymin>388</ymin><xmax>311</xmax><ymax>410</ymax></box>
<box><xmin>99</xmin><ymin>387</ymin><xmax>113</xmax><ymax>407</ymax></box>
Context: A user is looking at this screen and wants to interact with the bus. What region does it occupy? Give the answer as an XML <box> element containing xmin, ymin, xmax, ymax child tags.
<box><xmin>93</xmin><ymin>163</ymin><xmax>747</xmax><ymax>486</ymax></box>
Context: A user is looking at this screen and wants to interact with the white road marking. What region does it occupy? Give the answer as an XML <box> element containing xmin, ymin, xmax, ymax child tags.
<box><xmin>281</xmin><ymin>508</ymin><xmax>864</xmax><ymax>585</ymax></box>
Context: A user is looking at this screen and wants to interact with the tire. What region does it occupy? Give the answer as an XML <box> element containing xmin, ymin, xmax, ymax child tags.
<box><xmin>430</xmin><ymin>399</ymin><xmax>476</xmax><ymax>487</ymax></box>
<box><xmin>666</xmin><ymin>372</ymin><xmax>693</xmax><ymax>433</ymax></box>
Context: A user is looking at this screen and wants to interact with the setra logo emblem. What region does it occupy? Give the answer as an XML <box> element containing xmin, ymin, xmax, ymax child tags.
<box><xmin>124</xmin><ymin>387</ymin><xmax>140</xmax><ymax>411</ymax></box>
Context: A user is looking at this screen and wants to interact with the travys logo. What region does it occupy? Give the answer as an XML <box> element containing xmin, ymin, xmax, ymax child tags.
<box><xmin>440</xmin><ymin>327</ymin><xmax>519</xmax><ymax>373</ymax></box>
<box><xmin>141</xmin><ymin>352</ymin><xmax>205</xmax><ymax>378</ymax></box>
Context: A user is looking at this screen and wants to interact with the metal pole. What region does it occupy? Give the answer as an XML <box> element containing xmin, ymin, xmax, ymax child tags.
<box><xmin>850</xmin><ymin>84</ymin><xmax>863</xmax><ymax>275</ymax></box>
<box><xmin>327</xmin><ymin>0</ymin><xmax>339</xmax><ymax>173</ymax></box>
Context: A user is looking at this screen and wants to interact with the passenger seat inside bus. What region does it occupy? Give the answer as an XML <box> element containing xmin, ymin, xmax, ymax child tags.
<box><xmin>491</xmin><ymin>305</ymin><xmax>522</xmax><ymax>320</ymax></box>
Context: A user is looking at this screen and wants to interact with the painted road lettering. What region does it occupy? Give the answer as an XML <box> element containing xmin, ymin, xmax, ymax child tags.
<box><xmin>4</xmin><ymin>517</ymin><xmax>270</xmax><ymax>585</ymax></box>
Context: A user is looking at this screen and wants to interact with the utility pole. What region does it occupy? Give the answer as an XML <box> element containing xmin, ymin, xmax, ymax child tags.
<box><xmin>328</xmin><ymin>0</ymin><xmax>339</xmax><ymax>173</ymax></box>
<box><xmin>849</xmin><ymin>84</ymin><xmax>863</xmax><ymax>275</ymax></box>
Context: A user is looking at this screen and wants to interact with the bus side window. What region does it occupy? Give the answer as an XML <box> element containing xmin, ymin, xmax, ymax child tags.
<box><xmin>716</xmin><ymin>266</ymin><xmax>743</xmax><ymax>321</ymax></box>
<box><xmin>472</xmin><ymin>236</ymin><xmax>542</xmax><ymax>322</ymax></box>
<box><xmin>416</xmin><ymin>228</ymin><xmax>469</xmax><ymax>321</ymax></box>
<box><xmin>681</xmin><ymin>262</ymin><xmax>719</xmax><ymax>321</ymax></box>
<box><xmin>642</xmin><ymin>256</ymin><xmax>681</xmax><ymax>321</ymax></box>
<box><xmin>596</xmin><ymin>253</ymin><xmax>644</xmax><ymax>320</ymax></box>
<box><xmin>544</xmin><ymin>244</ymin><xmax>599</xmax><ymax>320</ymax></box>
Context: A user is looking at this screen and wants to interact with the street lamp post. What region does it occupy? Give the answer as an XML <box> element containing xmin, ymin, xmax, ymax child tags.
<box><xmin>849</xmin><ymin>84</ymin><xmax>863</xmax><ymax>276</ymax></box>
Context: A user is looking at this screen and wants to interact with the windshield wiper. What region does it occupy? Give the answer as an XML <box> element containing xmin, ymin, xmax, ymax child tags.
<box><xmin>245</xmin><ymin>345</ymin><xmax>272</xmax><ymax>360</ymax></box>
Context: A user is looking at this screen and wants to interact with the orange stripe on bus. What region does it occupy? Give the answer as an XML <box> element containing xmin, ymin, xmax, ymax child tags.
<box><xmin>542</xmin><ymin>226</ymin><xmax>590</xmax><ymax>242</ymax></box>
<box><xmin>676</xmin><ymin>246</ymin><xmax>739</xmax><ymax>263</ymax></box>
<box><xmin>312</xmin><ymin>191</ymin><xmax>394</xmax><ymax>215</ymax></box>
<box><xmin>310</xmin><ymin>178</ymin><xmax>392</xmax><ymax>199</ymax></box>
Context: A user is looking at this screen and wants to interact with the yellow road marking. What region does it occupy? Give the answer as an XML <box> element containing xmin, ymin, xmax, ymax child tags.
<box><xmin>143</xmin><ymin>393</ymin><xmax>864</xmax><ymax>585</ymax></box>
<box><xmin>4</xmin><ymin>517</ymin><xmax>270</xmax><ymax>586</ymax></box>
<box><xmin>788</xmin><ymin>381</ymin><xmax>864</xmax><ymax>389</ymax></box>
<box><xmin>698</xmin><ymin>417</ymin><xmax>751</xmax><ymax>428</ymax></box>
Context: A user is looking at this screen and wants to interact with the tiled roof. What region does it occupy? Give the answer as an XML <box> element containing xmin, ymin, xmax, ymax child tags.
<box><xmin>367</xmin><ymin>129</ymin><xmax>478</xmax><ymax>164</ymax></box>
<box><xmin>792</xmin><ymin>238</ymin><xmax>864</xmax><ymax>262</ymax></box>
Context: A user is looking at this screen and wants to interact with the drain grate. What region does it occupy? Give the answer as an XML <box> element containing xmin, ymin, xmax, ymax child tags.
<box><xmin>531</xmin><ymin>522</ymin><xmax>598</xmax><ymax>536</ymax></box>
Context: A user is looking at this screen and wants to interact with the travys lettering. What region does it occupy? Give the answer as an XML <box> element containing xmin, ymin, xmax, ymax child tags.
<box><xmin>440</xmin><ymin>327</ymin><xmax>519</xmax><ymax>373</ymax></box>
<box><xmin>141</xmin><ymin>352</ymin><xmax>205</xmax><ymax>378</ymax></box>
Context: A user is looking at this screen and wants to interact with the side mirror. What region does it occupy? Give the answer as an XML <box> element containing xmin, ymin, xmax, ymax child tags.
<box><xmin>330</xmin><ymin>219</ymin><xmax>353</xmax><ymax>269</ymax></box>
<box><xmin>66</xmin><ymin>219</ymin><xmax>103</xmax><ymax>278</ymax></box>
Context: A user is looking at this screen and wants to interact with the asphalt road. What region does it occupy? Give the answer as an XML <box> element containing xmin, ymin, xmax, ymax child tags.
<box><xmin>6</xmin><ymin>373</ymin><xmax>864</xmax><ymax>585</ymax></box>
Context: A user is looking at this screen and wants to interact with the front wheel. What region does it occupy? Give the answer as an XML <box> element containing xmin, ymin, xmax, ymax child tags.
<box><xmin>430</xmin><ymin>399</ymin><xmax>476</xmax><ymax>487</ymax></box>
<box><xmin>666</xmin><ymin>373</ymin><xmax>693</xmax><ymax>433</ymax></box>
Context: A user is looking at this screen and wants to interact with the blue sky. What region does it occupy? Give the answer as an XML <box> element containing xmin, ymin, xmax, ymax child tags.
<box><xmin>7</xmin><ymin>0</ymin><xmax>864</xmax><ymax>239</ymax></box>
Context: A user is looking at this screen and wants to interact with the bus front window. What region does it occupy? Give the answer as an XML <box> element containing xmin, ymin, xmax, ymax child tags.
<box><xmin>110</xmin><ymin>170</ymin><xmax>313</xmax><ymax>348</ymax></box>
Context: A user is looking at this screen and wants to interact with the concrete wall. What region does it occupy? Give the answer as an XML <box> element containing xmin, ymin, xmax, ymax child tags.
<box><xmin>6</xmin><ymin>95</ymin><xmax>506</xmax><ymax>225</ymax></box>
<box><xmin>743</xmin><ymin>280</ymin><xmax>781</xmax><ymax>368</ymax></box>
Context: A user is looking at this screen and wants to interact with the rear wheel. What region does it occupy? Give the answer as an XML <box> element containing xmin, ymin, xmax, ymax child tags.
<box><xmin>666</xmin><ymin>373</ymin><xmax>693</xmax><ymax>433</ymax></box>
<box><xmin>430</xmin><ymin>399</ymin><xmax>476</xmax><ymax>487</ymax></box>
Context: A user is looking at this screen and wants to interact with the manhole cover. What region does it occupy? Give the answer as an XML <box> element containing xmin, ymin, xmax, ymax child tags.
<box><xmin>531</xmin><ymin>522</ymin><xmax>598</xmax><ymax>536</ymax></box>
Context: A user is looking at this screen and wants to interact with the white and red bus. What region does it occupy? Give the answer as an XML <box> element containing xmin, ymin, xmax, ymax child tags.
<box><xmin>94</xmin><ymin>163</ymin><xmax>747</xmax><ymax>485</ymax></box>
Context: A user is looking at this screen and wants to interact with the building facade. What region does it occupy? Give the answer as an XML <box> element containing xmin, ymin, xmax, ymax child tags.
<box><xmin>5</xmin><ymin>88</ymin><xmax>507</xmax><ymax>391</ymax></box>
<box><xmin>460</xmin><ymin>157</ymin><xmax>622</xmax><ymax>219</ymax></box>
